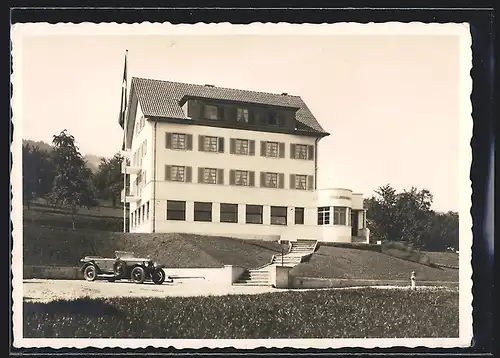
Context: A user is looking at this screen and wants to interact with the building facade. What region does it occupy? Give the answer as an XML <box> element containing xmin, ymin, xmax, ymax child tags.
<box><xmin>120</xmin><ymin>77</ymin><xmax>367</xmax><ymax>243</ymax></box>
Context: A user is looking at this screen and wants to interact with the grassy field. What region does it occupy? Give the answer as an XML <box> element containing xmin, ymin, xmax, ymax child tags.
<box><xmin>23</xmin><ymin>225</ymin><xmax>282</xmax><ymax>269</ymax></box>
<box><xmin>23</xmin><ymin>201</ymin><xmax>124</xmax><ymax>232</ymax></box>
<box><xmin>23</xmin><ymin>288</ymin><xmax>459</xmax><ymax>339</ymax></box>
<box><xmin>422</xmin><ymin>252</ymin><xmax>459</xmax><ymax>268</ymax></box>
<box><xmin>291</xmin><ymin>246</ymin><xmax>459</xmax><ymax>282</ymax></box>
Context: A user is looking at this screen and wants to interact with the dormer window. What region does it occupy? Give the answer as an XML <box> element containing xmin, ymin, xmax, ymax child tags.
<box><xmin>204</xmin><ymin>105</ymin><xmax>218</xmax><ymax>120</ymax></box>
<box><xmin>237</xmin><ymin>108</ymin><xmax>249</xmax><ymax>123</ymax></box>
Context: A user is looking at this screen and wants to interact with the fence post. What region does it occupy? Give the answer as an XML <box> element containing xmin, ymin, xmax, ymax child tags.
<box><xmin>410</xmin><ymin>271</ymin><xmax>416</xmax><ymax>290</ymax></box>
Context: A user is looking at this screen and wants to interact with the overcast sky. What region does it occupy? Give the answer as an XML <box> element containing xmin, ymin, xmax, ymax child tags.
<box><xmin>17</xmin><ymin>26</ymin><xmax>464</xmax><ymax>213</ymax></box>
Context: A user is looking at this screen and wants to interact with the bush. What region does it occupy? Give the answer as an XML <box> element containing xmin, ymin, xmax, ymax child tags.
<box><xmin>381</xmin><ymin>241</ymin><xmax>432</xmax><ymax>266</ymax></box>
<box><xmin>24</xmin><ymin>288</ymin><xmax>459</xmax><ymax>339</ymax></box>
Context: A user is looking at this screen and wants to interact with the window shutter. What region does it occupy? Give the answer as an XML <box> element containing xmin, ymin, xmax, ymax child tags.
<box><xmin>198</xmin><ymin>135</ymin><xmax>205</xmax><ymax>151</ymax></box>
<box><xmin>218</xmin><ymin>137</ymin><xmax>225</xmax><ymax>153</ymax></box>
<box><xmin>308</xmin><ymin>145</ymin><xmax>314</xmax><ymax>160</ymax></box>
<box><xmin>290</xmin><ymin>174</ymin><xmax>296</xmax><ymax>189</ymax></box>
<box><xmin>278</xmin><ymin>173</ymin><xmax>285</xmax><ymax>189</ymax></box>
<box><xmin>185</xmin><ymin>166</ymin><xmax>192</xmax><ymax>183</ymax></box>
<box><xmin>290</xmin><ymin>144</ymin><xmax>296</xmax><ymax>159</ymax></box>
<box><xmin>278</xmin><ymin>142</ymin><xmax>285</xmax><ymax>158</ymax></box>
<box><xmin>260</xmin><ymin>141</ymin><xmax>266</xmax><ymax>157</ymax></box>
<box><xmin>260</xmin><ymin>172</ymin><xmax>266</xmax><ymax>187</ymax></box>
<box><xmin>249</xmin><ymin>171</ymin><xmax>255</xmax><ymax>187</ymax></box>
<box><xmin>248</xmin><ymin>109</ymin><xmax>254</xmax><ymax>124</ymax></box>
<box><xmin>229</xmin><ymin>169</ymin><xmax>235</xmax><ymax>185</ymax></box>
<box><xmin>230</xmin><ymin>138</ymin><xmax>236</xmax><ymax>154</ymax></box>
<box><xmin>165</xmin><ymin>165</ymin><xmax>172</xmax><ymax>181</ymax></box>
<box><xmin>166</xmin><ymin>133</ymin><xmax>172</xmax><ymax>149</ymax></box>
<box><xmin>307</xmin><ymin>175</ymin><xmax>314</xmax><ymax>190</ymax></box>
<box><xmin>219</xmin><ymin>106</ymin><xmax>225</xmax><ymax>120</ymax></box>
<box><xmin>198</xmin><ymin>167</ymin><xmax>204</xmax><ymax>183</ymax></box>
<box><xmin>186</xmin><ymin>134</ymin><xmax>193</xmax><ymax>151</ymax></box>
<box><xmin>249</xmin><ymin>140</ymin><xmax>255</xmax><ymax>156</ymax></box>
<box><xmin>217</xmin><ymin>169</ymin><xmax>224</xmax><ymax>184</ymax></box>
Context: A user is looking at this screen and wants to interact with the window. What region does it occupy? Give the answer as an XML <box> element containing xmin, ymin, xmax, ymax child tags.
<box><xmin>348</xmin><ymin>208</ymin><xmax>352</xmax><ymax>226</ymax></box>
<box><xmin>265</xmin><ymin>141</ymin><xmax>278</xmax><ymax>157</ymax></box>
<box><xmin>235</xmin><ymin>139</ymin><xmax>248</xmax><ymax>155</ymax></box>
<box><xmin>142</xmin><ymin>205</ymin><xmax>145</xmax><ymax>222</ymax></box>
<box><xmin>237</xmin><ymin>108</ymin><xmax>249</xmax><ymax>122</ymax></box>
<box><xmin>204</xmin><ymin>105</ymin><xmax>218</xmax><ymax>120</ymax></box>
<box><xmin>271</xmin><ymin>206</ymin><xmax>287</xmax><ymax>225</ymax></box>
<box><xmin>146</xmin><ymin>201</ymin><xmax>149</xmax><ymax>220</ymax></box>
<box><xmin>334</xmin><ymin>207</ymin><xmax>347</xmax><ymax>225</ymax></box>
<box><xmin>261</xmin><ymin>141</ymin><xmax>285</xmax><ymax>158</ymax></box>
<box><xmin>230</xmin><ymin>138</ymin><xmax>255</xmax><ymax>155</ymax></box>
<box><xmin>220</xmin><ymin>203</ymin><xmax>238</xmax><ymax>223</ymax></box>
<box><xmin>197</xmin><ymin>167</ymin><xmax>223</xmax><ymax>185</ymax></box>
<box><xmin>171</xmin><ymin>133</ymin><xmax>186</xmax><ymax>150</ymax></box>
<box><xmin>246</xmin><ymin>204</ymin><xmax>263</xmax><ymax>224</ymax></box>
<box><xmin>268</xmin><ymin>112</ymin><xmax>278</xmax><ymax>125</ymax></box>
<box><xmin>265</xmin><ymin>172</ymin><xmax>278</xmax><ymax>188</ymax></box>
<box><xmin>295</xmin><ymin>175</ymin><xmax>307</xmax><ymax>190</ymax></box>
<box><xmin>318</xmin><ymin>207</ymin><xmax>330</xmax><ymax>225</ymax></box>
<box><xmin>295</xmin><ymin>144</ymin><xmax>308</xmax><ymax>159</ymax></box>
<box><xmin>230</xmin><ymin>170</ymin><xmax>254</xmax><ymax>186</ymax></box>
<box><xmin>143</xmin><ymin>139</ymin><xmax>147</xmax><ymax>155</ymax></box>
<box><xmin>167</xmin><ymin>200</ymin><xmax>186</xmax><ymax>221</ymax></box>
<box><xmin>199</xmin><ymin>135</ymin><xmax>224</xmax><ymax>153</ymax></box>
<box><xmin>203</xmin><ymin>136</ymin><xmax>218</xmax><ymax>152</ymax></box>
<box><xmin>194</xmin><ymin>202</ymin><xmax>212</xmax><ymax>222</ymax></box>
<box><xmin>235</xmin><ymin>170</ymin><xmax>248</xmax><ymax>186</ymax></box>
<box><xmin>295</xmin><ymin>207</ymin><xmax>304</xmax><ymax>225</ymax></box>
<box><xmin>170</xmin><ymin>165</ymin><xmax>185</xmax><ymax>182</ymax></box>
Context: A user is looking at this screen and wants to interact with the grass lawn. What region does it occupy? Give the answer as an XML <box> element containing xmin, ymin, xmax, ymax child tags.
<box><xmin>23</xmin><ymin>225</ymin><xmax>282</xmax><ymax>269</ymax></box>
<box><xmin>422</xmin><ymin>252</ymin><xmax>459</xmax><ymax>268</ymax></box>
<box><xmin>290</xmin><ymin>246</ymin><xmax>459</xmax><ymax>282</ymax></box>
<box><xmin>23</xmin><ymin>288</ymin><xmax>459</xmax><ymax>339</ymax></box>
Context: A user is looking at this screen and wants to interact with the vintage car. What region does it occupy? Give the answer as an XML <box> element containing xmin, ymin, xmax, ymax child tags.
<box><xmin>79</xmin><ymin>251</ymin><xmax>169</xmax><ymax>284</ymax></box>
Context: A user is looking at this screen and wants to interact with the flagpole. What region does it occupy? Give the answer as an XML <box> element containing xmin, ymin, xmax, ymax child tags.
<box><xmin>122</xmin><ymin>50</ymin><xmax>128</xmax><ymax>233</ymax></box>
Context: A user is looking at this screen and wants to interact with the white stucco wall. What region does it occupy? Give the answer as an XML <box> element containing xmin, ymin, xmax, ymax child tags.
<box><xmin>124</xmin><ymin>119</ymin><xmax>363</xmax><ymax>243</ymax></box>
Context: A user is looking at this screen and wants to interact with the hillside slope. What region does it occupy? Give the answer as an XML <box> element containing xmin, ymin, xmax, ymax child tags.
<box><xmin>23</xmin><ymin>225</ymin><xmax>282</xmax><ymax>269</ymax></box>
<box><xmin>290</xmin><ymin>246</ymin><xmax>458</xmax><ymax>282</ymax></box>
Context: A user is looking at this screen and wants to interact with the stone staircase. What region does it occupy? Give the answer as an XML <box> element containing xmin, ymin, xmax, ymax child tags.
<box><xmin>233</xmin><ymin>239</ymin><xmax>318</xmax><ymax>286</ymax></box>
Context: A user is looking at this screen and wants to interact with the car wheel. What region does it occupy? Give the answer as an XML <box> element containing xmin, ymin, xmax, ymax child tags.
<box><xmin>83</xmin><ymin>265</ymin><xmax>97</xmax><ymax>282</ymax></box>
<box><xmin>131</xmin><ymin>266</ymin><xmax>146</xmax><ymax>284</ymax></box>
<box><xmin>151</xmin><ymin>268</ymin><xmax>166</xmax><ymax>285</ymax></box>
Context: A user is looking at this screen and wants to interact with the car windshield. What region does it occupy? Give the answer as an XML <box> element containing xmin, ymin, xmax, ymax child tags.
<box><xmin>115</xmin><ymin>251</ymin><xmax>136</xmax><ymax>259</ymax></box>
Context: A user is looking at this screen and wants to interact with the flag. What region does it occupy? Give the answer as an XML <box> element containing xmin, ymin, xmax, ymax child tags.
<box><xmin>118</xmin><ymin>50</ymin><xmax>128</xmax><ymax>128</ymax></box>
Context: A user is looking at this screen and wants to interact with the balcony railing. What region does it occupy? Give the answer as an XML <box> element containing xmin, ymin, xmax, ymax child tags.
<box><xmin>121</xmin><ymin>159</ymin><xmax>141</xmax><ymax>175</ymax></box>
<box><xmin>121</xmin><ymin>188</ymin><xmax>141</xmax><ymax>203</ymax></box>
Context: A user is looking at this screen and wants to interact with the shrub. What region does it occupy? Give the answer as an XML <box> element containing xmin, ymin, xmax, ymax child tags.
<box><xmin>381</xmin><ymin>241</ymin><xmax>432</xmax><ymax>266</ymax></box>
<box><xmin>24</xmin><ymin>288</ymin><xmax>459</xmax><ymax>339</ymax></box>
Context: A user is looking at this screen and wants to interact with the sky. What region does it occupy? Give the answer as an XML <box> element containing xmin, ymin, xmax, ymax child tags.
<box><xmin>17</xmin><ymin>27</ymin><xmax>464</xmax><ymax>213</ymax></box>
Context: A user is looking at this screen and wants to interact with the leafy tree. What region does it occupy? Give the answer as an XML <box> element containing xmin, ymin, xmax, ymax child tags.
<box><xmin>22</xmin><ymin>144</ymin><xmax>56</xmax><ymax>208</ymax></box>
<box><xmin>93</xmin><ymin>153</ymin><xmax>124</xmax><ymax>208</ymax></box>
<box><xmin>48</xmin><ymin>129</ymin><xmax>98</xmax><ymax>229</ymax></box>
<box><xmin>420</xmin><ymin>211</ymin><xmax>459</xmax><ymax>252</ymax></box>
<box><xmin>22</xmin><ymin>144</ymin><xmax>38</xmax><ymax>209</ymax></box>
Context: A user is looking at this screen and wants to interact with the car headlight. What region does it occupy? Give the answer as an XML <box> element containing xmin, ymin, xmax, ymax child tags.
<box><xmin>144</xmin><ymin>261</ymin><xmax>149</xmax><ymax>266</ymax></box>
<box><xmin>153</xmin><ymin>262</ymin><xmax>158</xmax><ymax>268</ymax></box>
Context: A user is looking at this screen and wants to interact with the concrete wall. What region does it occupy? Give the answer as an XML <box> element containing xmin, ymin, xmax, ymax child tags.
<box><xmin>24</xmin><ymin>266</ymin><xmax>83</xmax><ymax>280</ymax></box>
<box><xmin>269</xmin><ymin>264</ymin><xmax>292</xmax><ymax>288</ymax></box>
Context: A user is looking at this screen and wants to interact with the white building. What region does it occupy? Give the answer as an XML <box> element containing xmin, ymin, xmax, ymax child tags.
<box><xmin>120</xmin><ymin>77</ymin><xmax>367</xmax><ymax>243</ymax></box>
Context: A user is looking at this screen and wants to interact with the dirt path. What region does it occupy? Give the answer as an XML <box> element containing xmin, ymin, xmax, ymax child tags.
<box><xmin>23</xmin><ymin>278</ymin><xmax>281</xmax><ymax>302</ymax></box>
<box><xmin>23</xmin><ymin>279</ymin><xmax>458</xmax><ymax>303</ymax></box>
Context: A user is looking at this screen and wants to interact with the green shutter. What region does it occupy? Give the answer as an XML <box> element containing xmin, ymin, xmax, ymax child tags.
<box><xmin>165</xmin><ymin>165</ymin><xmax>172</xmax><ymax>181</ymax></box>
<box><xmin>165</xmin><ymin>133</ymin><xmax>172</xmax><ymax>149</ymax></box>
<box><xmin>185</xmin><ymin>166</ymin><xmax>192</xmax><ymax>182</ymax></box>
<box><xmin>308</xmin><ymin>145</ymin><xmax>314</xmax><ymax>160</ymax></box>
<box><xmin>290</xmin><ymin>174</ymin><xmax>296</xmax><ymax>189</ymax></box>
<box><xmin>249</xmin><ymin>140</ymin><xmax>255</xmax><ymax>156</ymax></box>
<box><xmin>186</xmin><ymin>134</ymin><xmax>193</xmax><ymax>151</ymax></box>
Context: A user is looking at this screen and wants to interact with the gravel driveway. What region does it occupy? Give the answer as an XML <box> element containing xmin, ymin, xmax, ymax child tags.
<box><xmin>23</xmin><ymin>278</ymin><xmax>281</xmax><ymax>302</ymax></box>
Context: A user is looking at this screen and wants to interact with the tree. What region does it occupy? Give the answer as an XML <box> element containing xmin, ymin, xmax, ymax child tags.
<box><xmin>420</xmin><ymin>211</ymin><xmax>459</xmax><ymax>251</ymax></box>
<box><xmin>22</xmin><ymin>144</ymin><xmax>56</xmax><ymax>208</ymax></box>
<box><xmin>365</xmin><ymin>184</ymin><xmax>434</xmax><ymax>248</ymax></box>
<box><xmin>48</xmin><ymin>129</ymin><xmax>98</xmax><ymax>229</ymax></box>
<box><xmin>22</xmin><ymin>144</ymin><xmax>37</xmax><ymax>209</ymax></box>
<box><xmin>93</xmin><ymin>152</ymin><xmax>124</xmax><ymax>208</ymax></box>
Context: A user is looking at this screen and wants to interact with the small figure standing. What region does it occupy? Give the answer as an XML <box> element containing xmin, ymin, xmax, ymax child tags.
<box><xmin>364</xmin><ymin>226</ymin><xmax>370</xmax><ymax>244</ymax></box>
<box><xmin>410</xmin><ymin>271</ymin><xmax>416</xmax><ymax>290</ymax></box>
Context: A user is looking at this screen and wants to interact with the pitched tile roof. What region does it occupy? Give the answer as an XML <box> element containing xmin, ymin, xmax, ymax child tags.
<box><xmin>130</xmin><ymin>77</ymin><xmax>329</xmax><ymax>135</ymax></box>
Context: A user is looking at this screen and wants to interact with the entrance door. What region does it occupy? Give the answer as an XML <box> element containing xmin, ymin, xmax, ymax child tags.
<box><xmin>351</xmin><ymin>211</ymin><xmax>359</xmax><ymax>236</ymax></box>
